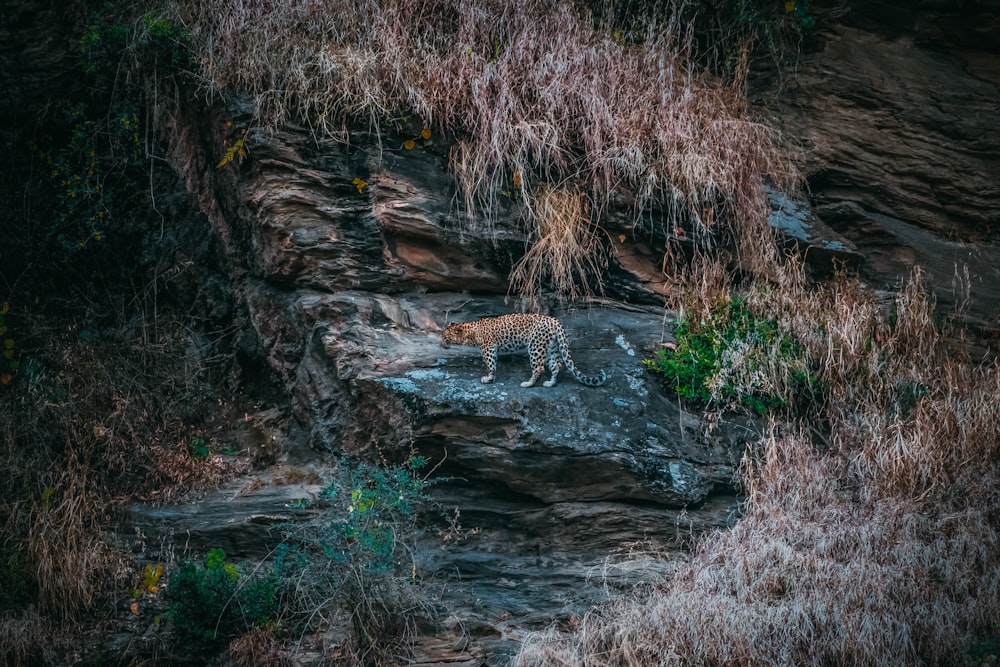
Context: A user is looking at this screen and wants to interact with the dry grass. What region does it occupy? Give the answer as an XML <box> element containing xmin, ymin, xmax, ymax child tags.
<box><xmin>229</xmin><ymin>626</ymin><xmax>292</xmax><ymax>667</ymax></box>
<box><xmin>751</xmin><ymin>266</ymin><xmax>1000</xmax><ymax>505</ymax></box>
<box><xmin>169</xmin><ymin>0</ymin><xmax>798</xmax><ymax>298</ymax></box>
<box><xmin>519</xmin><ymin>438</ymin><xmax>999</xmax><ymax>665</ymax></box>
<box><xmin>510</xmin><ymin>185</ymin><xmax>606</xmax><ymax>304</ymax></box>
<box><xmin>0</xmin><ymin>609</ymin><xmax>57</xmax><ymax>666</ymax></box>
<box><xmin>517</xmin><ymin>264</ymin><xmax>1000</xmax><ymax>666</ymax></box>
<box><xmin>0</xmin><ymin>312</ymin><xmax>250</xmax><ymax>663</ymax></box>
<box><xmin>26</xmin><ymin>464</ymin><xmax>130</xmax><ymax>619</ymax></box>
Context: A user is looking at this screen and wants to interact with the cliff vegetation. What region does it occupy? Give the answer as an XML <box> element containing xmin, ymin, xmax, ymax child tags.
<box><xmin>1</xmin><ymin>0</ymin><xmax>997</xmax><ymax>665</ymax></box>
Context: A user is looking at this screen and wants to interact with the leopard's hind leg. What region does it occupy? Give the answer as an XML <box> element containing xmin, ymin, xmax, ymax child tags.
<box><xmin>521</xmin><ymin>338</ymin><xmax>548</xmax><ymax>387</ymax></box>
<box><xmin>542</xmin><ymin>337</ymin><xmax>562</xmax><ymax>387</ymax></box>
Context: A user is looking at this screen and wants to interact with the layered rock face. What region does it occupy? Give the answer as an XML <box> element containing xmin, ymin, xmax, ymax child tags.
<box><xmin>149</xmin><ymin>98</ymin><xmax>751</xmax><ymax>657</ymax></box>
<box><xmin>762</xmin><ymin>1</ymin><xmax>1000</xmax><ymax>328</ymax></box>
<box><xmin>102</xmin><ymin>1</ymin><xmax>1000</xmax><ymax>661</ymax></box>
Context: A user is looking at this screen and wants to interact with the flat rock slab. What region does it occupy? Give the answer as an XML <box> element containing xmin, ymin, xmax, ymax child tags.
<box><xmin>114</xmin><ymin>295</ymin><xmax>756</xmax><ymax>663</ymax></box>
<box><xmin>115</xmin><ymin>465</ymin><xmax>331</xmax><ymax>560</ymax></box>
<box><xmin>286</xmin><ymin>292</ymin><xmax>756</xmax><ymax>507</ymax></box>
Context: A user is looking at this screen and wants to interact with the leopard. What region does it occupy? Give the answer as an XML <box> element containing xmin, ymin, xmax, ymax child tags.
<box><xmin>440</xmin><ymin>313</ymin><xmax>607</xmax><ymax>388</ymax></box>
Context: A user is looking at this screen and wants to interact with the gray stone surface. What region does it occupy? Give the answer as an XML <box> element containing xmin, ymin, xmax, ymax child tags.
<box><xmin>117</xmin><ymin>292</ymin><xmax>751</xmax><ymax>662</ymax></box>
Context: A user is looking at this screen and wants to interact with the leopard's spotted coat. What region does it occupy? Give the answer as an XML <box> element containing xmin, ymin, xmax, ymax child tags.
<box><xmin>440</xmin><ymin>313</ymin><xmax>606</xmax><ymax>388</ymax></box>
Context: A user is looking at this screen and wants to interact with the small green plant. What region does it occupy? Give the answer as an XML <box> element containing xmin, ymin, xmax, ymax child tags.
<box><xmin>702</xmin><ymin>0</ymin><xmax>816</xmax><ymax>78</ymax></box>
<box><xmin>327</xmin><ymin>453</ymin><xmax>428</xmax><ymax>572</ymax></box>
<box><xmin>188</xmin><ymin>437</ymin><xmax>210</xmax><ymax>458</ymax></box>
<box><xmin>736</xmin><ymin>0</ymin><xmax>815</xmax><ymax>41</ymax></box>
<box><xmin>79</xmin><ymin>7</ymin><xmax>128</xmax><ymax>75</ymax></box>
<box><xmin>32</xmin><ymin>105</ymin><xmax>137</xmax><ymax>252</ymax></box>
<box><xmin>785</xmin><ymin>1</ymin><xmax>815</xmax><ymax>31</ymax></box>
<box><xmin>165</xmin><ymin>548</ymin><xmax>281</xmax><ymax>646</ymax></box>
<box><xmin>216</xmin><ymin>125</ymin><xmax>249</xmax><ymax>168</ymax></box>
<box><xmin>80</xmin><ymin>7</ymin><xmax>189</xmax><ymax>74</ymax></box>
<box><xmin>645</xmin><ymin>296</ymin><xmax>820</xmax><ymax>415</ymax></box>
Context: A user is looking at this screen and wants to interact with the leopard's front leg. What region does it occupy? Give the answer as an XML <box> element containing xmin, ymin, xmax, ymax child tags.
<box><xmin>479</xmin><ymin>346</ymin><xmax>498</xmax><ymax>383</ymax></box>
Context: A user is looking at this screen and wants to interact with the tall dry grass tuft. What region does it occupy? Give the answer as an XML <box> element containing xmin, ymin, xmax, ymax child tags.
<box><xmin>518</xmin><ymin>263</ymin><xmax>1000</xmax><ymax>665</ymax></box>
<box><xmin>666</xmin><ymin>253</ymin><xmax>734</xmax><ymax>322</ymax></box>
<box><xmin>510</xmin><ymin>186</ymin><xmax>606</xmax><ymax>304</ymax></box>
<box><xmin>26</xmin><ymin>462</ymin><xmax>125</xmax><ymax>620</ymax></box>
<box><xmin>170</xmin><ymin>0</ymin><xmax>798</xmax><ymax>298</ymax></box>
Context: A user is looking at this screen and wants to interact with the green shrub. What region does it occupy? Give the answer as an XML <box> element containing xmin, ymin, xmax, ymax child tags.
<box><xmin>326</xmin><ymin>454</ymin><xmax>428</xmax><ymax>571</ymax></box>
<box><xmin>165</xmin><ymin>547</ymin><xmax>281</xmax><ymax>646</ymax></box>
<box><xmin>645</xmin><ymin>296</ymin><xmax>820</xmax><ymax>415</ymax></box>
<box><xmin>281</xmin><ymin>453</ymin><xmax>434</xmax><ymax>663</ymax></box>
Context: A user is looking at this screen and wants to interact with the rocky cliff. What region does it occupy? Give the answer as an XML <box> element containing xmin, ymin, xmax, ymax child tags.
<box><xmin>4</xmin><ymin>0</ymin><xmax>1000</xmax><ymax>663</ymax></box>
<box><xmin>126</xmin><ymin>2</ymin><xmax>1000</xmax><ymax>654</ymax></box>
<box><xmin>759</xmin><ymin>1</ymin><xmax>1000</xmax><ymax>330</ymax></box>
<box><xmin>131</xmin><ymin>92</ymin><xmax>755</xmax><ymax>660</ymax></box>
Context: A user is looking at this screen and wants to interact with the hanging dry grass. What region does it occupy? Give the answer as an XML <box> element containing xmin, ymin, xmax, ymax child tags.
<box><xmin>169</xmin><ymin>0</ymin><xmax>799</xmax><ymax>298</ymax></box>
<box><xmin>510</xmin><ymin>186</ymin><xmax>606</xmax><ymax>304</ymax></box>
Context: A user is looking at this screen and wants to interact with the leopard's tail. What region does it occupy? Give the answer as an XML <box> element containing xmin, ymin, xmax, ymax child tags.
<box><xmin>559</xmin><ymin>344</ymin><xmax>607</xmax><ymax>387</ymax></box>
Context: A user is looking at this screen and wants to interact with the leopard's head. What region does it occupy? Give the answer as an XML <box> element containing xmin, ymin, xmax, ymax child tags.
<box><xmin>440</xmin><ymin>322</ymin><xmax>474</xmax><ymax>348</ymax></box>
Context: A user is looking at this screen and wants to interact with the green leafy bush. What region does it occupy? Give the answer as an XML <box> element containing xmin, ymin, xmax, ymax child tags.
<box><xmin>281</xmin><ymin>453</ymin><xmax>434</xmax><ymax>663</ymax></box>
<box><xmin>327</xmin><ymin>453</ymin><xmax>428</xmax><ymax>571</ymax></box>
<box><xmin>165</xmin><ymin>547</ymin><xmax>282</xmax><ymax>646</ymax></box>
<box><xmin>645</xmin><ymin>296</ymin><xmax>820</xmax><ymax>415</ymax></box>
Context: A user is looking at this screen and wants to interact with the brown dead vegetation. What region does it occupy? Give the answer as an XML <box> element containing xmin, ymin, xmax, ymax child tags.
<box><xmin>516</xmin><ymin>264</ymin><xmax>1000</xmax><ymax>666</ymax></box>
<box><xmin>0</xmin><ymin>311</ymin><xmax>254</xmax><ymax>661</ymax></box>
<box><xmin>171</xmin><ymin>0</ymin><xmax>798</xmax><ymax>299</ymax></box>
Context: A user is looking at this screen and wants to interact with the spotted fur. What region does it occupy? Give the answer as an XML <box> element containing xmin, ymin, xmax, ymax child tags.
<box><xmin>440</xmin><ymin>313</ymin><xmax>607</xmax><ymax>388</ymax></box>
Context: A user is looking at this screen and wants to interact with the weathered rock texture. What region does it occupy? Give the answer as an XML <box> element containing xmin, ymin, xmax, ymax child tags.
<box><xmin>139</xmin><ymin>97</ymin><xmax>755</xmax><ymax>660</ymax></box>
<box><xmin>127</xmin><ymin>3</ymin><xmax>1000</xmax><ymax>661</ymax></box>
<box><xmin>760</xmin><ymin>1</ymin><xmax>1000</xmax><ymax>328</ymax></box>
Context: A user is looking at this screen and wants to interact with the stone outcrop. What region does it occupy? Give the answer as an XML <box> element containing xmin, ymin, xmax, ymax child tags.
<box><xmin>119</xmin><ymin>296</ymin><xmax>747</xmax><ymax>659</ymax></box>
<box><xmin>116</xmin><ymin>90</ymin><xmax>760</xmax><ymax>661</ymax></box>
<box><xmin>122</xmin><ymin>5</ymin><xmax>1000</xmax><ymax>660</ymax></box>
<box><xmin>758</xmin><ymin>1</ymin><xmax>1000</xmax><ymax>328</ymax></box>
